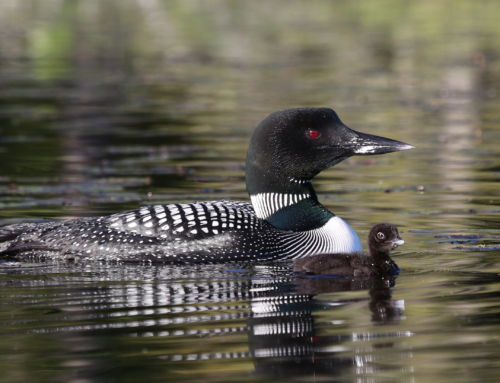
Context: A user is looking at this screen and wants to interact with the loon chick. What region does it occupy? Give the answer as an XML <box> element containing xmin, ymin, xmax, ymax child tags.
<box><xmin>0</xmin><ymin>108</ymin><xmax>413</xmax><ymax>262</ymax></box>
<box><xmin>293</xmin><ymin>223</ymin><xmax>404</xmax><ymax>277</ymax></box>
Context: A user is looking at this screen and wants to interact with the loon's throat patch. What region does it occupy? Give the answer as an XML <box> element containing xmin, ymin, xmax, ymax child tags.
<box><xmin>250</xmin><ymin>192</ymin><xmax>310</xmax><ymax>219</ymax></box>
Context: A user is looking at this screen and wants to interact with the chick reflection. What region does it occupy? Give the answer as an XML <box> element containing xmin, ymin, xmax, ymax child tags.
<box><xmin>247</xmin><ymin>274</ymin><xmax>406</xmax><ymax>380</ymax></box>
<box><xmin>295</xmin><ymin>276</ymin><xmax>402</xmax><ymax>325</ymax></box>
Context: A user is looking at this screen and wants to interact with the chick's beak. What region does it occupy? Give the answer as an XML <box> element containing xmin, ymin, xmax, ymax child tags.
<box><xmin>393</xmin><ymin>238</ymin><xmax>405</xmax><ymax>247</ymax></box>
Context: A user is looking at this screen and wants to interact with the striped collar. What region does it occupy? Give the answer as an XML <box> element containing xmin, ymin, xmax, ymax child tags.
<box><xmin>250</xmin><ymin>193</ymin><xmax>310</xmax><ymax>219</ymax></box>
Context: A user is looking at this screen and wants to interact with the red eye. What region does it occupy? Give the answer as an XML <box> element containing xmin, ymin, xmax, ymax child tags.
<box><xmin>308</xmin><ymin>130</ymin><xmax>320</xmax><ymax>139</ymax></box>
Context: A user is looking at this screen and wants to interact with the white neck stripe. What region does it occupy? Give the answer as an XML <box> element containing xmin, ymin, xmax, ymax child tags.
<box><xmin>250</xmin><ymin>192</ymin><xmax>310</xmax><ymax>219</ymax></box>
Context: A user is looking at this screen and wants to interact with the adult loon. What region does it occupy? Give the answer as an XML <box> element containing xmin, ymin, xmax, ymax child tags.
<box><xmin>0</xmin><ymin>108</ymin><xmax>413</xmax><ymax>262</ymax></box>
<box><xmin>294</xmin><ymin>222</ymin><xmax>403</xmax><ymax>277</ymax></box>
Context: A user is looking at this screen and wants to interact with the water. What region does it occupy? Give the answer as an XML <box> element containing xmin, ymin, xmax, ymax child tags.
<box><xmin>1</xmin><ymin>1</ymin><xmax>500</xmax><ymax>382</ymax></box>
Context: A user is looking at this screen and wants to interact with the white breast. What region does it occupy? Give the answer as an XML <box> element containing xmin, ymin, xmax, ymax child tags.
<box><xmin>278</xmin><ymin>216</ymin><xmax>363</xmax><ymax>259</ymax></box>
<box><xmin>315</xmin><ymin>216</ymin><xmax>363</xmax><ymax>254</ymax></box>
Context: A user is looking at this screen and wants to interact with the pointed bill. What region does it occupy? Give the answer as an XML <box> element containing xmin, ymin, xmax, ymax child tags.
<box><xmin>346</xmin><ymin>130</ymin><xmax>414</xmax><ymax>155</ymax></box>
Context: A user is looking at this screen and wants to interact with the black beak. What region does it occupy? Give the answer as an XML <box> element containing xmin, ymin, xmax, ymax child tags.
<box><xmin>342</xmin><ymin>127</ymin><xmax>414</xmax><ymax>155</ymax></box>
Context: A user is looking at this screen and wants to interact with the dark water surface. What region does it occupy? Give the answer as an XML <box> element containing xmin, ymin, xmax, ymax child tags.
<box><xmin>1</xmin><ymin>1</ymin><xmax>500</xmax><ymax>382</ymax></box>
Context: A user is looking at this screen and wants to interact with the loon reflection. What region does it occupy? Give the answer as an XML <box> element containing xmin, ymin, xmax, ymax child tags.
<box><xmin>248</xmin><ymin>274</ymin><xmax>407</xmax><ymax>379</ymax></box>
<box><xmin>10</xmin><ymin>263</ymin><xmax>412</xmax><ymax>381</ymax></box>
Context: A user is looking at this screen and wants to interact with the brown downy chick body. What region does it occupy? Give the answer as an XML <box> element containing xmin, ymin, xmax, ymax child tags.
<box><xmin>294</xmin><ymin>223</ymin><xmax>403</xmax><ymax>277</ymax></box>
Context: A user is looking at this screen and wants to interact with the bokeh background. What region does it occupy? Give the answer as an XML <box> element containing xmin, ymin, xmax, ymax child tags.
<box><xmin>1</xmin><ymin>1</ymin><xmax>500</xmax><ymax>382</ymax></box>
<box><xmin>1</xmin><ymin>0</ymin><xmax>499</xmax><ymax>228</ymax></box>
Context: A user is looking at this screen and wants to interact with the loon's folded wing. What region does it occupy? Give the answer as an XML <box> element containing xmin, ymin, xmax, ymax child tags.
<box><xmin>102</xmin><ymin>201</ymin><xmax>257</xmax><ymax>241</ymax></box>
<box><xmin>0</xmin><ymin>223</ymin><xmax>39</xmax><ymax>242</ymax></box>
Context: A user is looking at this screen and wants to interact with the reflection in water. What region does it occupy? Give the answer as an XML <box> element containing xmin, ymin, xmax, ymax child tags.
<box><xmin>0</xmin><ymin>263</ymin><xmax>413</xmax><ymax>382</ymax></box>
<box><xmin>249</xmin><ymin>275</ymin><xmax>410</xmax><ymax>380</ymax></box>
<box><xmin>4</xmin><ymin>260</ymin><xmax>500</xmax><ymax>382</ymax></box>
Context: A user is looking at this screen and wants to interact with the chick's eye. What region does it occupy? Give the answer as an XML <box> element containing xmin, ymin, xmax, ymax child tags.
<box><xmin>308</xmin><ymin>130</ymin><xmax>320</xmax><ymax>139</ymax></box>
<box><xmin>377</xmin><ymin>232</ymin><xmax>385</xmax><ymax>239</ymax></box>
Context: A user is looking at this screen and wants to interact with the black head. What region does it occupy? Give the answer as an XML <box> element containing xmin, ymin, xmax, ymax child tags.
<box><xmin>246</xmin><ymin>108</ymin><xmax>414</xmax><ymax>195</ymax></box>
<box><xmin>367</xmin><ymin>223</ymin><xmax>404</xmax><ymax>255</ymax></box>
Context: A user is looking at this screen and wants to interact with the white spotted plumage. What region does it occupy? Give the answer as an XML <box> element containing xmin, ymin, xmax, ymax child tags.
<box><xmin>27</xmin><ymin>200</ymin><xmax>359</xmax><ymax>262</ymax></box>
